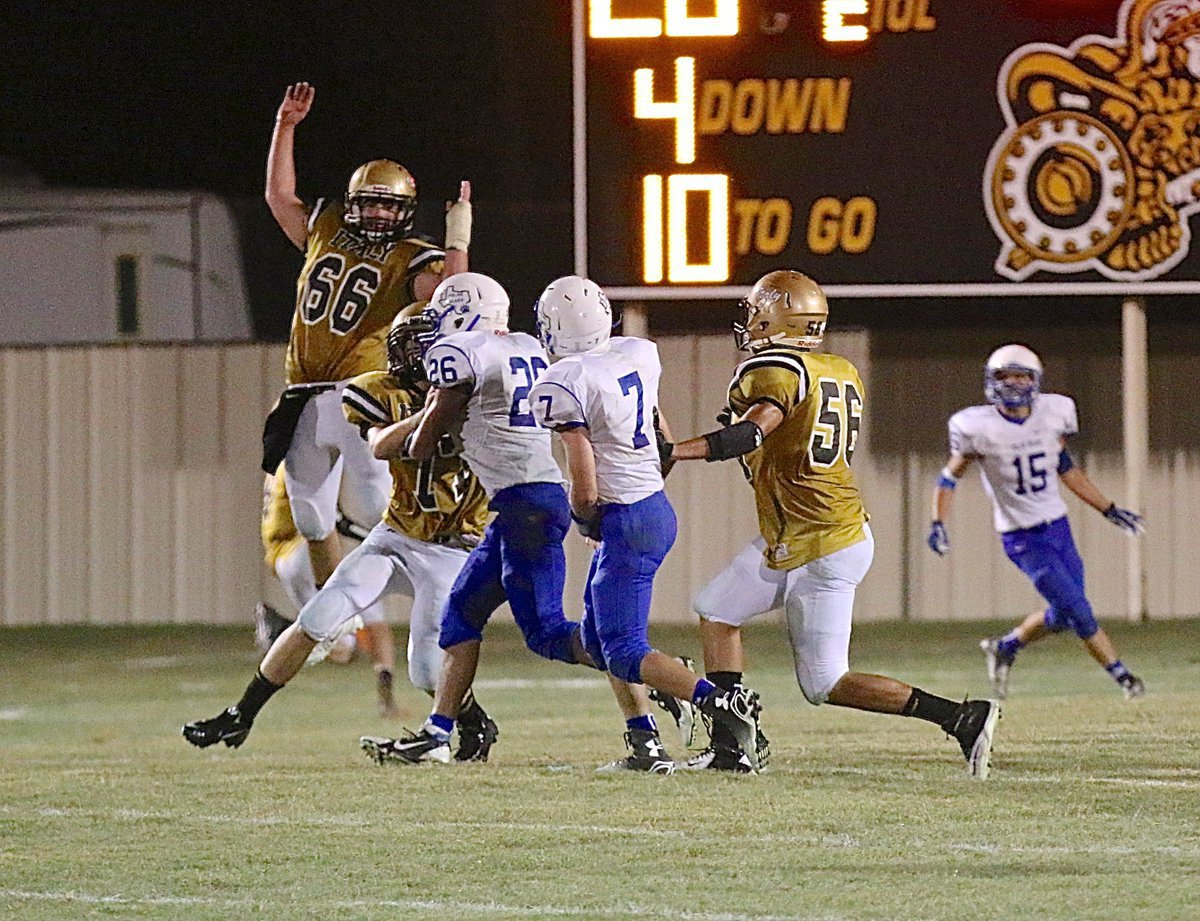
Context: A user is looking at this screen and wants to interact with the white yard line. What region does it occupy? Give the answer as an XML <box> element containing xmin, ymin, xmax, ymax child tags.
<box><xmin>0</xmin><ymin>889</ymin><xmax>881</xmax><ymax>921</ymax></box>
<box><xmin>5</xmin><ymin>804</ymin><xmax>1198</xmax><ymax>858</ymax></box>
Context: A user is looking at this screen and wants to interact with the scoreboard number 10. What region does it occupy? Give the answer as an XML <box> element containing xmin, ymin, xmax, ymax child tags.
<box><xmin>587</xmin><ymin>1</ymin><xmax>912</xmax><ymax>285</ymax></box>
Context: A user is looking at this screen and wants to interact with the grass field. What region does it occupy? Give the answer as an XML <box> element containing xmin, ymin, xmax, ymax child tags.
<box><xmin>3</xmin><ymin>619</ymin><xmax>1200</xmax><ymax>921</ymax></box>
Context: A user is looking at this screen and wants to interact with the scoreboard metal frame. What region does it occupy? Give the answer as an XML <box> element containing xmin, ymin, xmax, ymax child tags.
<box><xmin>572</xmin><ymin>0</ymin><xmax>1200</xmax><ymax>299</ymax></box>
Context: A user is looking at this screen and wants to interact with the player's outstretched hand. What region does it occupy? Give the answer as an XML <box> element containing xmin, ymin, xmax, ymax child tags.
<box><xmin>449</xmin><ymin>180</ymin><xmax>471</xmax><ymax>208</ymax></box>
<box><xmin>927</xmin><ymin>520</ymin><xmax>950</xmax><ymax>556</ymax></box>
<box><xmin>276</xmin><ymin>83</ymin><xmax>315</xmax><ymax>127</ymax></box>
<box><xmin>445</xmin><ymin>181</ymin><xmax>472</xmax><ymax>252</ymax></box>
<box><xmin>1103</xmin><ymin>504</ymin><xmax>1145</xmax><ymax>535</ymax></box>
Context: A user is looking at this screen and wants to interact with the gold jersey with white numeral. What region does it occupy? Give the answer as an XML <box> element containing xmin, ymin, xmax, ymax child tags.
<box><xmin>341</xmin><ymin>370</ymin><xmax>488</xmax><ymax>544</ymax></box>
<box><xmin>727</xmin><ymin>345</ymin><xmax>868</xmax><ymax>571</ymax></box>
<box><xmin>285</xmin><ymin>200</ymin><xmax>445</xmax><ymax>385</ymax></box>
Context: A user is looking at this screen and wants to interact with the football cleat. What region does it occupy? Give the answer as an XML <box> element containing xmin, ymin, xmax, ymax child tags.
<box><xmin>698</xmin><ymin>686</ymin><xmax>762</xmax><ymax>770</ymax></box>
<box><xmin>596</xmin><ymin>730</ymin><xmax>675</xmax><ymax>774</ymax></box>
<box><xmin>253</xmin><ymin>602</ymin><xmax>292</xmax><ymax>653</ymax></box>
<box><xmin>753</xmin><ymin>725</ymin><xmax>772</xmax><ymax>770</ymax></box>
<box><xmin>946</xmin><ymin>699</ymin><xmax>1000</xmax><ymax>780</ymax></box>
<box><xmin>648</xmin><ymin>656</ymin><xmax>698</xmax><ymax>749</ymax></box>
<box><xmin>455</xmin><ymin>698</ymin><xmax>500</xmax><ymax>762</ymax></box>
<box><xmin>1121</xmin><ymin>675</ymin><xmax>1146</xmax><ymax>700</ymax></box>
<box><xmin>375</xmin><ymin>668</ymin><xmax>400</xmax><ymax>719</ymax></box>
<box><xmin>980</xmin><ymin>637</ymin><xmax>1012</xmax><ymax>700</ymax></box>
<box><xmin>360</xmin><ymin>728</ymin><xmax>450</xmax><ymax>765</ymax></box>
<box><xmin>681</xmin><ymin>745</ymin><xmax>756</xmax><ymax>774</ymax></box>
<box><xmin>182</xmin><ymin>706</ymin><xmax>251</xmax><ymax>749</ymax></box>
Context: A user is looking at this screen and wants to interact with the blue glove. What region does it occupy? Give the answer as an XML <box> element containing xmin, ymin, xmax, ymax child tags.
<box><xmin>927</xmin><ymin>520</ymin><xmax>949</xmax><ymax>556</ymax></box>
<box><xmin>1103</xmin><ymin>504</ymin><xmax>1144</xmax><ymax>535</ymax></box>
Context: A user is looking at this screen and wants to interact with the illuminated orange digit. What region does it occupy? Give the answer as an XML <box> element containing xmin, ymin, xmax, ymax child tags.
<box><xmin>634</xmin><ymin>57</ymin><xmax>696</xmax><ymax>165</ymax></box>
<box><xmin>823</xmin><ymin>0</ymin><xmax>868</xmax><ymax>43</ymax></box>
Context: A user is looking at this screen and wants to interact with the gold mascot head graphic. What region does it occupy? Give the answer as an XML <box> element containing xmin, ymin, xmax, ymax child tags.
<box><xmin>986</xmin><ymin>0</ymin><xmax>1200</xmax><ymax>280</ymax></box>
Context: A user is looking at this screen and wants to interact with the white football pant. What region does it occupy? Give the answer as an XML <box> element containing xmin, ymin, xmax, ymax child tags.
<box><xmin>274</xmin><ymin>528</ymin><xmax>385</xmax><ymax>626</ymax></box>
<box><xmin>284</xmin><ymin>385</ymin><xmax>391</xmax><ymax>541</ymax></box>
<box><xmin>295</xmin><ymin>523</ymin><xmax>470</xmax><ymax>693</ymax></box>
<box><xmin>693</xmin><ymin>526</ymin><xmax>874</xmax><ymax>704</ymax></box>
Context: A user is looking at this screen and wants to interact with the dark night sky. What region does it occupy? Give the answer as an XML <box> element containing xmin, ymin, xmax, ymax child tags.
<box><xmin>2</xmin><ymin>0</ymin><xmax>1184</xmax><ymax>339</ymax></box>
<box><xmin>0</xmin><ymin>1</ymin><xmax>576</xmax><ymax>336</ymax></box>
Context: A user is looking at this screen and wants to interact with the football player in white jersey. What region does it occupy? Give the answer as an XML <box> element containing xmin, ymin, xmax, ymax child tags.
<box><xmin>361</xmin><ymin>272</ymin><xmax>599</xmax><ymax>764</ymax></box>
<box><xmin>929</xmin><ymin>344</ymin><xmax>1146</xmax><ymax>700</ymax></box>
<box><xmin>529</xmin><ymin>276</ymin><xmax>762</xmax><ymax>773</ymax></box>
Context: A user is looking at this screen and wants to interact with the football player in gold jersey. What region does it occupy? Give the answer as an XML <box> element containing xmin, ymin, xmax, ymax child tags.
<box><xmin>255</xmin><ymin>469</ymin><xmax>407</xmax><ymax>715</ymax></box>
<box><xmin>185</xmin><ymin>309</ymin><xmax>500</xmax><ymax>761</ymax></box>
<box><xmin>263</xmin><ymin>82</ymin><xmax>471</xmax><ymax>595</ymax></box>
<box><xmin>659</xmin><ymin>270</ymin><xmax>1001</xmax><ymax>779</ymax></box>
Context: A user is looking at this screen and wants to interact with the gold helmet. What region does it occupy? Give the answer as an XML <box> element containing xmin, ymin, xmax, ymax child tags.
<box><xmin>386</xmin><ymin>301</ymin><xmax>434</xmax><ymax>386</ymax></box>
<box><xmin>734</xmin><ymin>270</ymin><xmax>828</xmax><ymax>352</ymax></box>
<box><xmin>345</xmin><ymin>159</ymin><xmax>417</xmax><ymax>243</ymax></box>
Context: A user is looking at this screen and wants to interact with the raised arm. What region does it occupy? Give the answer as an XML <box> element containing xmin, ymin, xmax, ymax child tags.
<box><xmin>265</xmin><ymin>82</ymin><xmax>315</xmax><ymax>250</ymax></box>
<box><xmin>412</xmin><ymin>180</ymin><xmax>472</xmax><ymax>302</ymax></box>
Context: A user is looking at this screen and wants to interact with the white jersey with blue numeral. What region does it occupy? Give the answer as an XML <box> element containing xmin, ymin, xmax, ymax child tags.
<box><xmin>948</xmin><ymin>393</ymin><xmax>1078</xmax><ymax>533</ymax></box>
<box><xmin>530</xmin><ymin>336</ymin><xmax>663</xmax><ymax>505</ymax></box>
<box><xmin>424</xmin><ymin>330</ymin><xmax>564</xmax><ymax>497</ymax></box>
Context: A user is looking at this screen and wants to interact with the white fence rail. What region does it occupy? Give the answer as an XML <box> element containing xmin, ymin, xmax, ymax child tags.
<box><xmin>1</xmin><ymin>339</ymin><xmax>1195</xmax><ymax>627</ymax></box>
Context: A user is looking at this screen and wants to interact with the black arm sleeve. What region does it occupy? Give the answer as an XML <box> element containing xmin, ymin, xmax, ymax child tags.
<box><xmin>703</xmin><ymin>420</ymin><xmax>764</xmax><ymax>462</ymax></box>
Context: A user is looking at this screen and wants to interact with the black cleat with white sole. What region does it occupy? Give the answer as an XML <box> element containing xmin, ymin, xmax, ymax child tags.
<box><xmin>360</xmin><ymin>728</ymin><xmax>450</xmax><ymax>765</ymax></box>
<box><xmin>946</xmin><ymin>699</ymin><xmax>1000</xmax><ymax>780</ymax></box>
<box><xmin>596</xmin><ymin>729</ymin><xmax>675</xmax><ymax>774</ymax></box>
<box><xmin>698</xmin><ymin>686</ymin><xmax>762</xmax><ymax>770</ymax></box>
<box><xmin>182</xmin><ymin>706</ymin><xmax>252</xmax><ymax>749</ymax></box>
<box><xmin>455</xmin><ymin>698</ymin><xmax>500</xmax><ymax>763</ymax></box>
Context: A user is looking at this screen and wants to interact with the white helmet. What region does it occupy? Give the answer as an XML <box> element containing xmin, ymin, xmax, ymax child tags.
<box><xmin>423</xmin><ymin>272</ymin><xmax>510</xmax><ymax>342</ymax></box>
<box><xmin>535</xmin><ymin>275</ymin><xmax>614</xmax><ymax>358</ymax></box>
<box><xmin>985</xmin><ymin>343</ymin><xmax>1043</xmax><ymax>409</ymax></box>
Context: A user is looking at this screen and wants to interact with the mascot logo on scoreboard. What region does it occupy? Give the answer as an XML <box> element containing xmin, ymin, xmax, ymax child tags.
<box><xmin>985</xmin><ymin>0</ymin><xmax>1200</xmax><ymax>280</ymax></box>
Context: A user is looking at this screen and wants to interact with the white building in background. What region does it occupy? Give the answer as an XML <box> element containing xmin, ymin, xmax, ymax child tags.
<box><xmin>0</xmin><ymin>189</ymin><xmax>251</xmax><ymax>344</ymax></box>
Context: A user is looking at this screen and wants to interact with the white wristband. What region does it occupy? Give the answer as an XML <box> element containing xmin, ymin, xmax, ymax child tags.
<box><xmin>445</xmin><ymin>199</ymin><xmax>472</xmax><ymax>252</ymax></box>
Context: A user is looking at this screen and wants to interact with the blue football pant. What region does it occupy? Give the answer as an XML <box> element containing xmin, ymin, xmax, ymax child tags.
<box><xmin>580</xmin><ymin>491</ymin><xmax>677</xmax><ymax>684</ymax></box>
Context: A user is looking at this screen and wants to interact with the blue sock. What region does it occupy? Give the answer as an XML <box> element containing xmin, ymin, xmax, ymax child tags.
<box><xmin>427</xmin><ymin>713</ymin><xmax>454</xmax><ymax>740</ymax></box>
<box><xmin>691</xmin><ymin>678</ymin><xmax>717</xmax><ymax>705</ymax></box>
<box><xmin>627</xmin><ymin>715</ymin><xmax>657</xmax><ymax>733</ymax></box>
<box><xmin>1105</xmin><ymin>660</ymin><xmax>1131</xmax><ymax>683</ymax></box>
<box><xmin>997</xmin><ymin>632</ymin><xmax>1023</xmax><ymax>660</ymax></box>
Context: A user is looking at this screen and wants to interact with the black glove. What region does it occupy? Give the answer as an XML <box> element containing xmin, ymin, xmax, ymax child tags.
<box><xmin>571</xmin><ymin>510</ymin><xmax>602</xmax><ymax>542</ymax></box>
<box><xmin>716</xmin><ymin>407</ymin><xmax>733</xmax><ymax>427</ymax></box>
<box><xmin>655</xmin><ymin>426</ymin><xmax>675</xmax><ymax>468</ymax></box>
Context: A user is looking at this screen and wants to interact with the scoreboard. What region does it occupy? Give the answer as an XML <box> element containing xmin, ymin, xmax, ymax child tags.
<box><xmin>574</xmin><ymin>0</ymin><xmax>1200</xmax><ymax>299</ymax></box>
